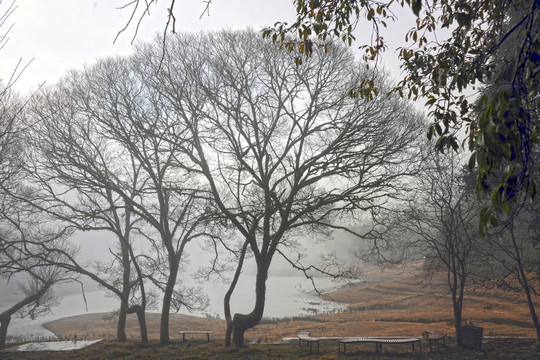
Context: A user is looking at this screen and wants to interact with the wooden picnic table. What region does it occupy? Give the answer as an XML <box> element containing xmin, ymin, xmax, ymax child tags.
<box><xmin>425</xmin><ymin>329</ymin><xmax>446</xmax><ymax>352</ymax></box>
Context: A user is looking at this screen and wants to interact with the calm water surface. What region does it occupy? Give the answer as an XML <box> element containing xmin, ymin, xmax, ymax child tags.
<box><xmin>1</xmin><ymin>275</ymin><xmax>348</xmax><ymax>341</ymax></box>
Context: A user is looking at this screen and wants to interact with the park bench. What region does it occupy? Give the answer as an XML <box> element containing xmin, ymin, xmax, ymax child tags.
<box><xmin>178</xmin><ymin>330</ymin><xmax>214</xmax><ymax>342</ymax></box>
<box><xmin>425</xmin><ymin>329</ymin><xmax>446</xmax><ymax>353</ymax></box>
<box><xmin>337</xmin><ymin>336</ymin><xmax>422</xmax><ymax>354</ymax></box>
<box><xmin>297</xmin><ymin>332</ymin><xmax>320</xmax><ymax>354</ymax></box>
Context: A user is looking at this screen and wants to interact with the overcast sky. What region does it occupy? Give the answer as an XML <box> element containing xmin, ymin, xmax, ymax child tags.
<box><xmin>0</xmin><ymin>0</ymin><xmax>298</xmax><ymax>93</ymax></box>
<box><xmin>0</xmin><ymin>0</ymin><xmax>416</xmax><ymax>95</ymax></box>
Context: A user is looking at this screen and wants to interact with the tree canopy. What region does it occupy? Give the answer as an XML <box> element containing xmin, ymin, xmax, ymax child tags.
<box><xmin>120</xmin><ymin>1</ymin><xmax>540</xmax><ymax>233</ymax></box>
<box><xmin>133</xmin><ymin>29</ymin><xmax>424</xmax><ymax>346</ymax></box>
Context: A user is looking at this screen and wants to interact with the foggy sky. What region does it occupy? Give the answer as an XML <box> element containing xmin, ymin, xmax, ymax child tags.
<box><xmin>0</xmin><ymin>0</ymin><xmax>417</xmax><ymax>95</ymax></box>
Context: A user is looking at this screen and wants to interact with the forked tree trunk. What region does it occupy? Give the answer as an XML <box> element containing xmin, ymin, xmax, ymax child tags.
<box><xmin>224</xmin><ymin>286</ymin><xmax>236</xmax><ymax>346</ymax></box>
<box><xmin>232</xmin><ymin>265</ymin><xmax>268</xmax><ymax>347</ymax></box>
<box><xmin>450</xmin><ymin>269</ymin><xmax>466</xmax><ymax>346</ymax></box>
<box><xmin>455</xmin><ymin>276</ymin><xmax>466</xmax><ymax>346</ymax></box>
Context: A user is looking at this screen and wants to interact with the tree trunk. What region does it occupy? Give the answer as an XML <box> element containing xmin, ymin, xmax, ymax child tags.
<box><xmin>522</xmin><ymin>281</ymin><xmax>540</xmax><ymax>341</ymax></box>
<box><xmin>160</xmin><ymin>256</ymin><xmax>179</xmax><ymax>345</ymax></box>
<box><xmin>117</xmin><ymin>302</ymin><xmax>127</xmax><ymax>342</ymax></box>
<box><xmin>116</xmin><ymin>234</ymin><xmax>131</xmax><ymax>342</ymax></box>
<box><xmin>510</xmin><ymin>228</ymin><xmax>540</xmax><ymax>341</ymax></box>
<box><xmin>225</xmin><ymin>321</ymin><xmax>233</xmax><ymax>347</ymax></box>
<box><xmin>456</xmin><ymin>270</ymin><xmax>467</xmax><ymax>346</ymax></box>
<box><xmin>232</xmin><ymin>264</ymin><xmax>268</xmax><ymax>347</ymax></box>
<box><xmin>453</xmin><ymin>300</ymin><xmax>463</xmax><ymax>346</ymax></box>
<box><xmin>135</xmin><ymin>307</ymin><xmax>148</xmax><ymax>344</ymax></box>
<box><xmin>224</xmin><ymin>241</ymin><xmax>248</xmax><ymax>347</ymax></box>
<box><xmin>448</xmin><ymin>261</ymin><xmax>466</xmax><ymax>346</ymax></box>
<box><xmin>0</xmin><ymin>313</ymin><xmax>11</xmax><ymax>348</ymax></box>
<box><xmin>124</xmin><ymin>222</ymin><xmax>149</xmax><ymax>344</ymax></box>
<box><xmin>126</xmin><ymin>304</ymin><xmax>148</xmax><ymax>344</ymax></box>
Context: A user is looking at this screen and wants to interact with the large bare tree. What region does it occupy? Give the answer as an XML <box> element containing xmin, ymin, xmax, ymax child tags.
<box><xmin>135</xmin><ymin>30</ymin><xmax>425</xmax><ymax>346</ymax></box>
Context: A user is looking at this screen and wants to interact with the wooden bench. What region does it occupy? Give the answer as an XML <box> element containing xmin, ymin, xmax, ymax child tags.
<box><xmin>425</xmin><ymin>329</ymin><xmax>446</xmax><ymax>352</ymax></box>
<box><xmin>297</xmin><ymin>332</ymin><xmax>320</xmax><ymax>354</ymax></box>
<box><xmin>337</xmin><ymin>336</ymin><xmax>422</xmax><ymax>354</ymax></box>
<box><xmin>178</xmin><ymin>330</ymin><xmax>214</xmax><ymax>342</ymax></box>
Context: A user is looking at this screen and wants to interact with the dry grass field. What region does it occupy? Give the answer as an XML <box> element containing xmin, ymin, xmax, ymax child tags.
<box><xmin>38</xmin><ymin>265</ymin><xmax>540</xmax><ymax>342</ymax></box>
<box><xmin>2</xmin><ymin>265</ymin><xmax>539</xmax><ymax>358</ymax></box>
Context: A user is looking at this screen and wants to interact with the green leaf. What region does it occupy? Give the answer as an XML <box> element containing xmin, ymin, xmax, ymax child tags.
<box><xmin>435</xmin><ymin>123</ymin><xmax>442</xmax><ymax>136</ymax></box>
<box><xmin>456</xmin><ymin>13</ymin><xmax>471</xmax><ymax>27</ymax></box>
<box><xmin>477</xmin><ymin>151</ymin><xmax>486</xmax><ymax>170</ymax></box>
<box><xmin>491</xmin><ymin>189</ymin><xmax>499</xmax><ymax>209</ymax></box>
<box><xmin>502</xmin><ymin>201</ymin><xmax>511</xmax><ymax>215</ymax></box>
<box><xmin>529</xmin><ymin>180</ymin><xmax>537</xmax><ymax>198</ymax></box>
<box><xmin>468</xmin><ymin>152</ymin><xmax>477</xmax><ymax>171</ymax></box>
<box><xmin>412</xmin><ymin>0</ymin><xmax>422</xmax><ymax>17</ymax></box>
<box><xmin>427</xmin><ymin>125</ymin><xmax>434</xmax><ymax>140</ymax></box>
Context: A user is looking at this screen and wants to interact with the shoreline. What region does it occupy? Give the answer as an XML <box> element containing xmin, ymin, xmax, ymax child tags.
<box><xmin>38</xmin><ymin>268</ymin><xmax>538</xmax><ymax>343</ymax></box>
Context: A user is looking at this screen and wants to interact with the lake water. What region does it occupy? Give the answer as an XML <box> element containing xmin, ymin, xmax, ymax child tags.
<box><xmin>0</xmin><ymin>275</ymin><xmax>348</xmax><ymax>342</ymax></box>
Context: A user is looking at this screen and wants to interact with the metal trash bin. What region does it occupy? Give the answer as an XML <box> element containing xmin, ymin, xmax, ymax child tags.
<box><xmin>460</xmin><ymin>325</ymin><xmax>483</xmax><ymax>349</ymax></box>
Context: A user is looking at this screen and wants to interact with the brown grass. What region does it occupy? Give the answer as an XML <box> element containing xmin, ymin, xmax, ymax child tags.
<box><xmin>42</xmin><ymin>312</ymin><xmax>227</xmax><ymax>342</ymax></box>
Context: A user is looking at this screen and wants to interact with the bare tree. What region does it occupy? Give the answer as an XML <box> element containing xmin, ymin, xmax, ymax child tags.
<box><xmin>24</xmin><ymin>57</ymin><xmax>214</xmax><ymax>345</ymax></box>
<box><xmin>135</xmin><ymin>30</ymin><xmax>424</xmax><ymax>346</ymax></box>
<box><xmin>8</xmin><ymin>78</ymin><xmax>157</xmax><ymax>343</ymax></box>
<box><xmin>0</xmin><ymin>189</ymin><xmax>72</xmax><ymax>347</ymax></box>
<box><xmin>483</xmin><ymin>195</ymin><xmax>540</xmax><ymax>341</ymax></box>
<box><xmin>366</xmin><ymin>149</ymin><xmax>483</xmax><ymax>345</ymax></box>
